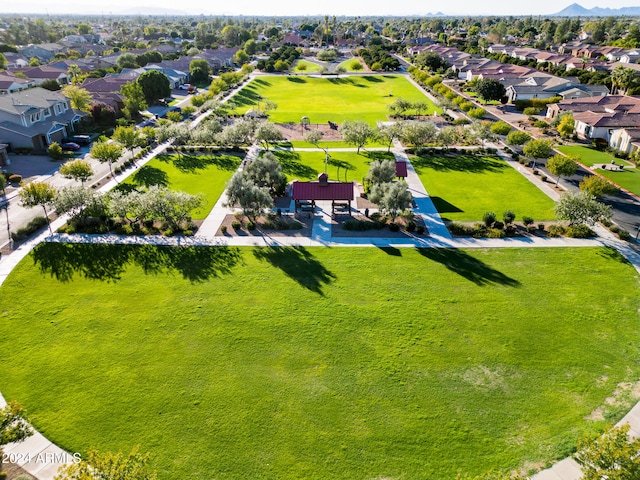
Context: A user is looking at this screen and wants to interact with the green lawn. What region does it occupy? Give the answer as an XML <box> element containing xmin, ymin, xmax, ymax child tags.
<box><xmin>230</xmin><ymin>75</ymin><xmax>440</xmax><ymax>125</ymax></box>
<box><xmin>292</xmin><ymin>59</ymin><xmax>322</xmax><ymax>73</ymax></box>
<box><xmin>413</xmin><ymin>154</ymin><xmax>557</xmax><ymax>222</ymax></box>
<box><xmin>120</xmin><ymin>154</ymin><xmax>241</xmax><ymax>220</ymax></box>
<box><xmin>336</xmin><ymin>58</ymin><xmax>366</xmax><ymax>72</ymax></box>
<box><xmin>268</xmin><ymin>149</ymin><xmax>394</xmax><ymax>183</ymax></box>
<box><xmin>556</xmin><ymin>145</ymin><xmax>640</xmax><ymax>196</ymax></box>
<box><xmin>0</xmin><ymin>245</ymin><xmax>638</xmax><ymax>479</ymax></box>
<box><xmin>288</xmin><ymin>139</ymin><xmax>387</xmax><ymax>149</ymax></box>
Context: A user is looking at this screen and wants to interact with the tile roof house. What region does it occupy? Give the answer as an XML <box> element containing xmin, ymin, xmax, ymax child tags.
<box><xmin>0</xmin><ymin>73</ymin><xmax>35</xmax><ymax>94</ymax></box>
<box><xmin>505</xmin><ymin>74</ymin><xmax>608</xmax><ymax>103</ymax></box>
<box><xmin>7</xmin><ymin>66</ymin><xmax>70</xmax><ymax>85</ymax></box>
<box><xmin>0</xmin><ymin>87</ymin><xmax>86</xmax><ymax>152</ymax></box>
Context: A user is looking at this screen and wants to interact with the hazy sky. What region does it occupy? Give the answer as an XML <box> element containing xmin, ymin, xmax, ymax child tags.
<box><xmin>1</xmin><ymin>0</ymin><xmax>638</xmax><ymax>16</ymax></box>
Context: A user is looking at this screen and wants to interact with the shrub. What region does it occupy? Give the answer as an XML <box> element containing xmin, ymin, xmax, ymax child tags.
<box><xmin>493</xmin><ymin>220</ymin><xmax>504</xmax><ymax>230</ymax></box>
<box><xmin>246</xmin><ymin>221</ymin><xmax>256</xmax><ymax>230</ymax></box>
<box><xmin>221</xmin><ymin>225</ymin><xmax>228</xmax><ymax>234</ymax></box>
<box><xmin>11</xmin><ymin>216</ymin><xmax>48</xmax><ymax>242</ymax></box>
<box><xmin>547</xmin><ymin>224</ymin><xmax>566</xmax><ymax>237</ymax></box>
<box><xmin>406</xmin><ymin>220</ymin><xmax>416</xmax><ymax>232</ymax></box>
<box><xmin>534</xmin><ymin>120</ymin><xmax>548</xmax><ymax>128</ymax></box>
<box><xmin>388</xmin><ymin>222</ymin><xmax>400</xmax><ymax>232</ymax></box>
<box><xmin>416</xmin><ymin>225</ymin><xmax>425</xmax><ymax>235</ymax></box>
<box><xmin>231</xmin><ymin>220</ymin><xmax>242</xmax><ymax>230</ymax></box>
<box><xmin>482</xmin><ymin>211</ymin><xmax>496</xmax><ymax>227</ymax></box>
<box><xmin>566</xmin><ymin>224</ymin><xmax>595</xmax><ymax>238</ymax></box>
<box><xmin>459</xmin><ymin>101</ymin><xmax>473</xmax><ymax>112</ymax></box>
<box><xmin>541</xmin><ymin>175</ymin><xmax>547</xmax><ymax>182</ymax></box>
<box><xmin>343</xmin><ymin>219</ymin><xmax>379</xmax><ymax>231</ymax></box>
<box><xmin>503</xmin><ymin>210</ymin><xmax>516</xmax><ymax>225</ymax></box>
<box><xmin>486</xmin><ymin>228</ymin><xmax>506</xmax><ymax>238</ymax></box>
<box><xmin>522</xmin><ymin>216</ymin><xmax>534</xmax><ymax>226</ymax></box>
<box><xmin>448</xmin><ymin>222</ymin><xmax>472</xmax><ymax>236</ymax></box>
<box><xmin>468</xmin><ymin>107</ymin><xmax>486</xmax><ymax>119</ymax></box>
<box><xmin>452</xmin><ymin>118</ymin><xmax>470</xmax><ymax>125</ymax></box>
<box><xmin>490</xmin><ymin>121</ymin><xmax>512</xmax><ymax>135</ymax></box>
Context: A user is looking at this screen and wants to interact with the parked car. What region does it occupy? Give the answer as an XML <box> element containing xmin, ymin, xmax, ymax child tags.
<box><xmin>61</xmin><ymin>142</ymin><xmax>80</xmax><ymax>151</ymax></box>
<box><xmin>67</xmin><ymin>135</ymin><xmax>91</xmax><ymax>145</ymax></box>
<box><xmin>178</xmin><ymin>83</ymin><xmax>192</xmax><ymax>90</ymax></box>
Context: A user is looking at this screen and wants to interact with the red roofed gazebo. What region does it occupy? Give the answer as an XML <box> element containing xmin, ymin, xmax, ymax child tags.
<box><xmin>291</xmin><ymin>173</ymin><xmax>355</xmax><ymax>215</ymax></box>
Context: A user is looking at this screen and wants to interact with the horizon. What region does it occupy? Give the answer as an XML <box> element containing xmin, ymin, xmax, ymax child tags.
<box><xmin>1</xmin><ymin>0</ymin><xmax>639</xmax><ymax>17</ymax></box>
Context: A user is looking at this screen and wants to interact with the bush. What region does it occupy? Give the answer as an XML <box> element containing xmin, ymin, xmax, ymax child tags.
<box><xmin>388</xmin><ymin>222</ymin><xmax>400</xmax><ymax>232</ymax></box>
<box><xmin>541</xmin><ymin>175</ymin><xmax>547</xmax><ymax>182</ymax></box>
<box><xmin>493</xmin><ymin>220</ymin><xmax>504</xmax><ymax>230</ymax></box>
<box><xmin>406</xmin><ymin>220</ymin><xmax>416</xmax><ymax>232</ymax></box>
<box><xmin>482</xmin><ymin>211</ymin><xmax>496</xmax><ymax>227</ymax></box>
<box><xmin>221</xmin><ymin>225</ymin><xmax>228</xmax><ymax>234</ymax></box>
<box><xmin>609</xmin><ymin>225</ymin><xmax>631</xmax><ymax>241</ymax></box>
<box><xmin>523</xmin><ymin>107</ymin><xmax>540</xmax><ymax>116</ymax></box>
<box><xmin>343</xmin><ymin>219</ymin><xmax>379</xmax><ymax>231</ymax></box>
<box><xmin>503</xmin><ymin>210</ymin><xmax>516</xmax><ymax>225</ymax></box>
<box><xmin>486</xmin><ymin>228</ymin><xmax>506</xmax><ymax>238</ymax></box>
<box><xmin>534</xmin><ymin>120</ymin><xmax>548</xmax><ymax>128</ymax></box>
<box><xmin>452</xmin><ymin>118</ymin><xmax>470</xmax><ymax>125</ymax></box>
<box><xmin>468</xmin><ymin>107</ymin><xmax>486</xmax><ymax>119</ymax></box>
<box><xmin>547</xmin><ymin>224</ymin><xmax>566</xmax><ymax>237</ymax></box>
<box><xmin>11</xmin><ymin>216</ymin><xmax>48</xmax><ymax>242</ymax></box>
<box><xmin>416</xmin><ymin>225</ymin><xmax>425</xmax><ymax>234</ymax></box>
<box><xmin>246</xmin><ymin>221</ymin><xmax>256</xmax><ymax>230</ymax></box>
<box><xmin>490</xmin><ymin>121</ymin><xmax>512</xmax><ymax>135</ymax></box>
<box><xmin>566</xmin><ymin>224</ymin><xmax>595</xmax><ymax>238</ymax></box>
<box><xmin>231</xmin><ymin>220</ymin><xmax>242</xmax><ymax>230</ymax></box>
<box><xmin>522</xmin><ymin>216</ymin><xmax>534</xmax><ymax>226</ymax></box>
<box><xmin>448</xmin><ymin>222</ymin><xmax>472</xmax><ymax>236</ymax></box>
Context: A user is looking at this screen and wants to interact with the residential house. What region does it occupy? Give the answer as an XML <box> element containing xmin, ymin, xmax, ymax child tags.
<box><xmin>505</xmin><ymin>74</ymin><xmax>608</xmax><ymax>103</ymax></box>
<box><xmin>2</xmin><ymin>52</ymin><xmax>29</xmax><ymax>68</ymax></box>
<box><xmin>0</xmin><ymin>73</ymin><xmax>34</xmax><ymax>94</ymax></box>
<box><xmin>0</xmin><ymin>87</ymin><xmax>86</xmax><ymax>152</ymax></box>
<box><xmin>143</xmin><ymin>65</ymin><xmax>188</xmax><ymax>88</ymax></box>
<box><xmin>18</xmin><ymin>43</ymin><xmax>66</xmax><ymax>63</ymax></box>
<box><xmin>609</xmin><ymin>128</ymin><xmax>640</xmax><ymax>154</ymax></box>
<box><xmin>7</xmin><ymin>66</ymin><xmax>69</xmax><ymax>86</ymax></box>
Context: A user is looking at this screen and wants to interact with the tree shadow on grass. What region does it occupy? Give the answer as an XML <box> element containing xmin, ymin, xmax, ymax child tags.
<box><xmin>31</xmin><ymin>243</ymin><xmax>242</xmax><ymax>283</ymax></box>
<box><xmin>416</xmin><ymin>248</ymin><xmax>520</xmax><ymax>287</ymax></box>
<box><xmin>287</xmin><ymin>77</ymin><xmax>307</xmax><ymax>83</ymax></box>
<box><xmin>377</xmin><ymin>246</ymin><xmax>402</xmax><ymax>256</ymax></box>
<box><xmin>362</xmin><ymin>76</ymin><xmax>383</xmax><ymax>82</ymax></box>
<box><xmin>363</xmin><ymin>151</ymin><xmax>395</xmax><ymax>161</ymax></box>
<box><xmin>253</xmin><ymin>246</ymin><xmax>335</xmax><ymax>295</ymax></box>
<box><xmin>597</xmin><ymin>246</ymin><xmax>632</xmax><ymax>265</ymax></box>
<box><xmin>272</xmin><ymin>150</ymin><xmax>318</xmax><ymax>179</ymax></box>
<box><xmin>430</xmin><ymin>197</ymin><xmax>463</xmax><ymax>214</ymax></box>
<box><xmin>172</xmin><ymin>154</ymin><xmax>241</xmax><ymax>173</ymax></box>
<box><xmin>131</xmin><ymin>166</ymin><xmax>169</xmax><ymax>187</ymax></box>
<box><xmin>411</xmin><ymin>155</ymin><xmax>506</xmax><ymax>173</ymax></box>
<box><xmin>230</xmin><ymin>86</ymin><xmax>262</xmax><ymax>107</ymax></box>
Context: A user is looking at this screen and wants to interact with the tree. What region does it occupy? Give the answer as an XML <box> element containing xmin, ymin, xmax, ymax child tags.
<box><xmin>557</xmin><ymin>113</ymin><xmax>575</xmax><ymax>137</ymax></box>
<box><xmin>61</xmin><ymin>85</ymin><xmax>93</xmax><ymax>112</ymax></box>
<box><xmin>0</xmin><ymin>401</ymin><xmax>33</xmax><ymax>451</ymax></box>
<box><xmin>523</xmin><ymin>139</ymin><xmax>553</xmax><ymax>166</ymax></box>
<box><xmin>366</xmin><ymin>159</ymin><xmax>396</xmax><ymax>185</ymax></box>
<box><xmin>555</xmin><ymin>191</ymin><xmax>612</xmax><ymax>226</ymax></box>
<box><xmin>378</xmin><ymin>122</ymin><xmax>404</xmax><ymax>152</ymax></box>
<box><xmin>116</xmin><ymin>52</ymin><xmax>137</xmax><ymax>69</ymax></box>
<box><xmin>274</xmin><ymin>59</ymin><xmax>289</xmax><ymax>72</ymax></box>
<box><xmin>48</xmin><ymin>141</ymin><xmax>64</xmax><ymax>161</ymax></box>
<box><xmin>400</xmin><ymin>121</ymin><xmax>437</xmax><ymax>148</ymax></box>
<box><xmin>53</xmin><ymin>186</ymin><xmax>100</xmax><ymax>219</ymax></box>
<box><xmin>67</xmin><ymin>64</ymin><xmax>82</xmax><ymax>84</ymax></box>
<box><xmin>216</xmin><ymin>119</ymin><xmax>255</xmax><ymax>148</ymax></box>
<box><xmin>120</xmin><ymin>82</ymin><xmax>147</xmax><ymax>118</ymax></box>
<box><xmin>580</xmin><ymin>175</ymin><xmax>619</xmax><ymax>199</ymax></box>
<box><xmin>0</xmin><ymin>52</ymin><xmax>6</xmax><ymax>70</ymax></box>
<box><xmin>54</xmin><ymin>445</ymin><xmax>157</xmax><ymax>480</ymax></box>
<box><xmin>574</xmin><ymin>424</ymin><xmax>640</xmax><ymax>480</ymax></box>
<box><xmin>490</xmin><ymin>120</ymin><xmax>511</xmax><ymax>135</ymax></box>
<box><xmin>546</xmin><ymin>154</ymin><xmax>577</xmax><ymax>186</ymax></box>
<box><xmin>415</xmin><ymin>51</ymin><xmax>448</xmax><ymax>71</ymax></box>
<box><xmin>369</xmin><ymin>180</ymin><xmax>412</xmax><ymax>220</ymax></box>
<box><xmin>505</xmin><ymin>130</ymin><xmax>530</xmax><ymax>146</ymax></box>
<box><xmin>234</xmin><ymin>49</ymin><xmax>249</xmax><ymax>65</ymax></box>
<box><xmin>244</xmin><ymin>152</ymin><xmax>286</xmax><ymax>195</ymax></box>
<box><xmin>388</xmin><ymin>97</ymin><xmax>413</xmax><ymax>117</ymax></box>
<box><xmin>90</xmin><ymin>141</ymin><xmax>123</xmax><ymax>180</ymax></box>
<box><xmin>351</xmin><ymin>60</ymin><xmax>363</xmax><ymax>71</ymax></box>
<box><xmin>339</xmin><ymin>120</ymin><xmax>376</xmax><ymax>153</ymax></box>
<box><xmin>40</xmin><ymin>78</ymin><xmax>61</xmax><ymax>91</ymax></box>
<box><xmin>19</xmin><ymin>182</ymin><xmax>57</xmax><ymax>234</ymax></box>
<box><xmin>475</xmin><ymin>78</ymin><xmax>506</xmax><ymax>102</ymax></box>
<box><xmin>224</xmin><ymin>171</ymin><xmax>273</xmax><ymax>220</ymax></box>
<box><xmin>113</xmin><ymin>126</ymin><xmax>144</xmax><ymax>162</ymax></box>
<box><xmin>304</xmin><ymin>130</ymin><xmax>324</xmax><ymax>149</ymax></box>
<box><xmin>254</xmin><ymin>123</ymin><xmax>283</xmax><ymax>150</ymax></box>
<box><xmin>189</xmin><ymin>59</ymin><xmax>210</xmax><ymax>84</ymax></box>
<box><xmin>137</xmin><ymin>70</ymin><xmax>171</xmax><ymax>104</ymax></box>
<box><xmin>59</xmin><ymin>159</ymin><xmax>94</xmax><ymax>186</ymax></box>
<box><xmin>90</xmin><ymin>102</ymin><xmax>116</xmax><ymax>126</ymax></box>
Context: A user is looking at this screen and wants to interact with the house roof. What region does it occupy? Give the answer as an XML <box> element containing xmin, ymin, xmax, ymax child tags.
<box><xmin>0</xmin><ymin>87</ymin><xmax>69</xmax><ymax>116</ymax></box>
<box><xmin>292</xmin><ymin>181</ymin><xmax>354</xmax><ymax>201</ymax></box>
<box><xmin>574</xmin><ymin>111</ymin><xmax>640</xmax><ymax>128</ymax></box>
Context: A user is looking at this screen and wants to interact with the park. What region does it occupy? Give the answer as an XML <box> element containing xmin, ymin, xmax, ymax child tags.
<box><xmin>0</xmin><ymin>71</ymin><xmax>639</xmax><ymax>480</ymax></box>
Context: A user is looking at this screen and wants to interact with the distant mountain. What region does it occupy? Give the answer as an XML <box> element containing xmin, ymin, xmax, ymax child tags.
<box><xmin>552</xmin><ymin>3</ymin><xmax>640</xmax><ymax>16</ymax></box>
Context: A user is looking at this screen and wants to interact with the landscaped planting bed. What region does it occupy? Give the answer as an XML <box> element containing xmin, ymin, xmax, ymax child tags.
<box><xmin>0</xmin><ymin>245</ymin><xmax>638</xmax><ymax>479</ymax></box>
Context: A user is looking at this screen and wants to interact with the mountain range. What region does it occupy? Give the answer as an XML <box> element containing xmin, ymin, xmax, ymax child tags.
<box><xmin>552</xmin><ymin>3</ymin><xmax>640</xmax><ymax>16</ymax></box>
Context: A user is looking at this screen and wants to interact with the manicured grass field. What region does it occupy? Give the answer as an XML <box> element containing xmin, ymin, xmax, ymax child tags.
<box><xmin>292</xmin><ymin>59</ymin><xmax>322</xmax><ymax>73</ymax></box>
<box><xmin>336</xmin><ymin>58</ymin><xmax>366</xmax><ymax>72</ymax></box>
<box><xmin>413</xmin><ymin>154</ymin><xmax>557</xmax><ymax>222</ymax></box>
<box><xmin>230</xmin><ymin>75</ymin><xmax>440</xmax><ymax>125</ymax></box>
<box><xmin>289</xmin><ymin>139</ymin><xmax>387</xmax><ymax>149</ymax></box>
<box><xmin>120</xmin><ymin>154</ymin><xmax>241</xmax><ymax>220</ymax></box>
<box><xmin>0</xmin><ymin>245</ymin><xmax>638</xmax><ymax>479</ymax></box>
<box><xmin>269</xmin><ymin>149</ymin><xmax>394</xmax><ymax>183</ymax></box>
<box><xmin>556</xmin><ymin>145</ymin><xmax>640</xmax><ymax>196</ymax></box>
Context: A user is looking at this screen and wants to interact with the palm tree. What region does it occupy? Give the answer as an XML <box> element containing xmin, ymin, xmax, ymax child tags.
<box><xmin>67</xmin><ymin>64</ymin><xmax>82</xmax><ymax>84</ymax></box>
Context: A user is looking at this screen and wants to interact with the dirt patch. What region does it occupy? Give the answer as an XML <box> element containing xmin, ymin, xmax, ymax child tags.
<box><xmin>586</xmin><ymin>379</ymin><xmax>640</xmax><ymax>421</ymax></box>
<box><xmin>276</xmin><ymin>123</ymin><xmax>343</xmax><ymax>142</ymax></box>
<box><xmin>216</xmin><ymin>213</ymin><xmax>313</xmax><ymax>238</ymax></box>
